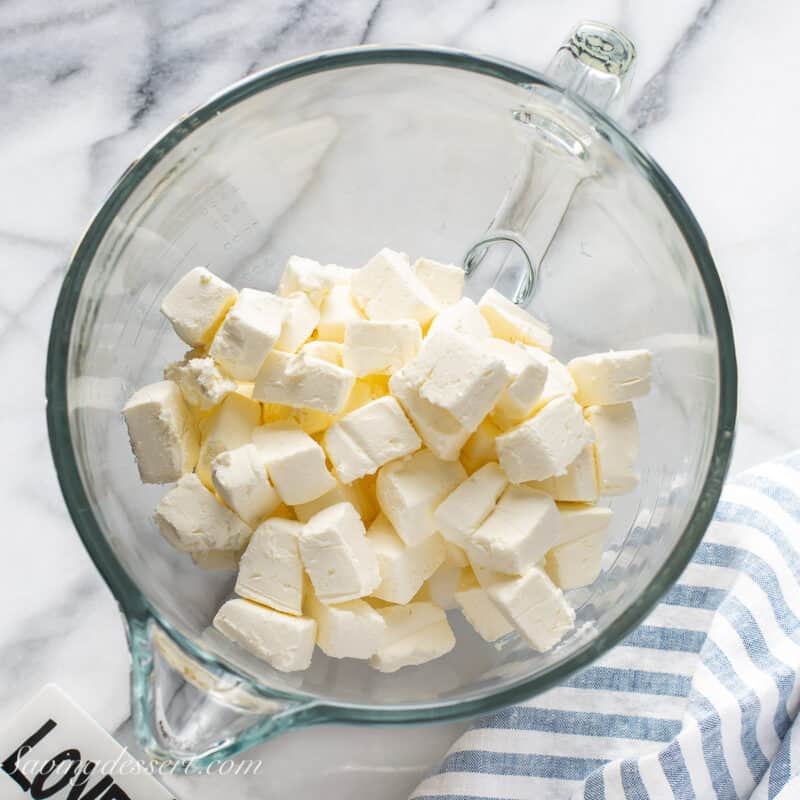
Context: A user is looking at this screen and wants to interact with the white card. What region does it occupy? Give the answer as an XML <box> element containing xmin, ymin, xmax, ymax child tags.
<box><xmin>0</xmin><ymin>684</ymin><xmax>175</xmax><ymax>799</ymax></box>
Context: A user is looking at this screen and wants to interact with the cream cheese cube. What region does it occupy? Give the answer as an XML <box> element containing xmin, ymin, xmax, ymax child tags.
<box><xmin>122</xmin><ymin>380</ymin><xmax>199</xmax><ymax>483</ymax></box>
<box><xmin>210</xmin><ymin>443</ymin><xmax>281</xmax><ymax>527</ymax></box>
<box><xmin>235</xmin><ymin>518</ymin><xmax>305</xmax><ymax>614</ymax></box>
<box><xmin>484</xmin><ymin>565</ymin><xmax>575</xmax><ymax>652</ymax></box>
<box><xmin>155</xmin><ymin>474</ymin><xmax>252</xmax><ymax>552</ymax></box>
<box><xmin>301</xmin><ymin>340</ymin><xmax>343</xmax><ymax>365</ymax></box>
<box><xmin>460</xmin><ymin>418</ymin><xmax>501</xmax><ymax>474</ymax></box>
<box><xmin>368</xmin><ymin>515</ymin><xmax>446</xmax><ymax>604</ymax></box>
<box><xmin>455</xmin><ymin>570</ymin><xmax>514</xmax><ymax>642</ymax></box>
<box><xmin>317</xmin><ymin>284</ymin><xmax>364</xmax><ymax>342</ymax></box>
<box><xmin>324</xmin><ymin>397</ymin><xmax>421</xmax><ymax>484</ymax></box>
<box><xmin>308</xmin><ymin>594</ymin><xmax>386</xmax><ymax>659</ymax></box>
<box><xmin>164</xmin><ymin>354</ymin><xmax>236</xmax><ymax>411</ymax></box>
<box><xmin>395</xmin><ymin>329</ymin><xmax>509</xmax><ymax>433</ymax></box>
<box><xmin>300</xmin><ymin>502</ymin><xmax>381</xmax><ymax>603</ymax></box>
<box><xmin>527</xmin><ymin>443</ymin><xmax>598</xmax><ymax>502</ymax></box>
<box><xmin>213</xmin><ymin>598</ymin><xmax>316</xmax><ymax>672</ymax></box>
<box><xmin>261</xmin><ymin>402</ymin><xmax>335</xmax><ymax>436</ymax></box>
<box><xmin>428</xmin><ymin>297</ymin><xmax>490</xmax><ymax>340</ymax></box>
<box><xmin>351</xmin><ymin>248</ymin><xmax>439</xmax><ymax>326</ymax></box>
<box><xmin>568</xmin><ymin>349</ymin><xmax>652</xmax><ymax>406</ymax></box>
<box><xmin>388</xmin><ymin>372</ymin><xmax>470</xmax><ymax>461</ymax></box>
<box><xmin>369</xmin><ymin>602</ymin><xmax>456</xmax><ymax>672</ymax></box>
<box><xmin>478</xmin><ymin>288</ymin><xmax>553</xmax><ymax>351</ymax></box>
<box><xmin>253</xmin><ymin>422</ymin><xmax>336</xmax><ymax>505</ymax></box>
<box><xmin>434</xmin><ymin>462</ymin><xmax>508</xmax><ymax>550</ymax></box>
<box><xmin>585</xmin><ymin>402</ymin><xmax>640</xmax><ymax>494</ymax></box>
<box><xmin>556</xmin><ymin>503</ymin><xmax>613</xmax><ymax>546</ymax></box>
<box><xmin>196</xmin><ymin>392</ymin><xmax>261</xmax><ymax>488</ymax></box>
<box><xmin>161</xmin><ymin>267</ymin><xmax>238</xmax><ymax>347</ymax></box>
<box><xmin>253</xmin><ymin>350</ymin><xmax>355</xmax><ymax>415</ymax></box>
<box><xmin>468</xmin><ymin>485</ymin><xmax>560</xmax><ymax>575</ymax></box>
<box><xmin>278</xmin><ymin>255</ymin><xmax>336</xmax><ymax>307</ymax></box>
<box><xmin>415</xmin><ymin>559</ymin><xmax>462</xmax><ymax>610</ymax></box>
<box><xmin>376</xmin><ymin>450</ymin><xmax>466</xmax><ymax>546</ymax></box>
<box><xmin>546</xmin><ymin>530</ymin><xmax>606</xmax><ymax>590</ymax></box>
<box><xmin>412</xmin><ymin>257</ymin><xmax>464</xmax><ymax>306</ymax></box>
<box><xmin>496</xmin><ymin>396</ymin><xmax>592</xmax><ymax>483</ymax></box>
<box><xmin>484</xmin><ymin>339</ymin><xmax>548</xmax><ymax>428</ymax></box>
<box><xmin>533</xmin><ymin>350</ymin><xmax>577</xmax><ymax>410</ymax></box>
<box><xmin>293</xmin><ymin>478</ymin><xmax>376</xmax><ymax>524</ymax></box>
<box><xmin>388</xmin><ymin>330</ymin><xmax>508</xmax><ymax>460</ymax></box>
<box><xmin>275</xmin><ymin>292</ymin><xmax>320</xmax><ymax>353</ymax></box>
<box><xmin>208</xmin><ymin>289</ymin><xmax>288</xmax><ymax>380</ymax></box>
<box><xmin>343</xmin><ymin>319</ymin><xmax>422</xmax><ymax>377</ymax></box>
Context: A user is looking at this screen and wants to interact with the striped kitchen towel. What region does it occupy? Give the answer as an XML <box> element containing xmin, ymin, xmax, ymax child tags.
<box><xmin>412</xmin><ymin>451</ymin><xmax>800</xmax><ymax>800</ymax></box>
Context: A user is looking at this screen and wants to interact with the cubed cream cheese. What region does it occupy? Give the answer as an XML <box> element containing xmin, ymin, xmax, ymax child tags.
<box><xmin>568</xmin><ymin>349</ymin><xmax>652</xmax><ymax>406</ymax></box>
<box><xmin>484</xmin><ymin>338</ymin><xmax>548</xmax><ymax>428</ymax></box>
<box><xmin>388</xmin><ymin>371</ymin><xmax>471</xmax><ymax>461</ymax></box>
<box><xmin>277</xmin><ymin>256</ymin><xmax>337</xmax><ymax>307</ymax></box>
<box><xmin>154</xmin><ymin>474</ymin><xmax>252</xmax><ymax>552</ymax></box>
<box><xmin>196</xmin><ymin>392</ymin><xmax>261</xmax><ymax>488</ymax></box>
<box><xmin>300</xmin><ymin>502</ymin><xmax>381</xmax><ymax>603</ymax></box>
<box><xmin>208</xmin><ymin>288</ymin><xmax>289</xmax><ymax>380</ymax></box>
<box><xmin>368</xmin><ymin>514</ymin><xmax>446</xmax><ymax>604</ymax></box>
<box><xmin>455</xmin><ymin>569</ymin><xmax>514</xmax><ymax>642</ymax></box>
<box><xmin>545</xmin><ymin>530</ymin><xmax>606</xmax><ymax>590</ymax></box>
<box><xmin>343</xmin><ymin>319</ymin><xmax>422</xmax><ymax>377</ymax></box>
<box><xmin>253</xmin><ymin>350</ymin><xmax>355</xmax><ymax>415</ymax></box>
<box><xmin>389</xmin><ymin>329</ymin><xmax>509</xmax><ymax>460</ymax></box>
<box><xmin>414</xmin><ymin>558</ymin><xmax>463</xmax><ymax>610</ymax></box>
<box><xmin>585</xmin><ymin>402</ymin><xmax>640</xmax><ymax>494</ymax></box>
<box><xmin>210</xmin><ymin>443</ymin><xmax>281</xmax><ymax>527</ymax></box>
<box><xmin>324</xmin><ymin>396</ymin><xmax>421</xmax><ymax>484</ymax></box>
<box><xmin>533</xmin><ymin>350</ymin><xmax>577</xmax><ymax>410</ymax></box>
<box><xmin>300</xmin><ymin>340</ymin><xmax>344</xmax><ymax>365</ymax></box>
<box><xmin>317</xmin><ymin>284</ymin><xmax>364</xmax><ymax>342</ymax></box>
<box><xmin>293</xmin><ymin>477</ymin><xmax>376</xmax><ymax>524</ymax></box>
<box><xmin>164</xmin><ymin>354</ymin><xmax>236</xmax><ymax>411</ymax></box>
<box><xmin>369</xmin><ymin>602</ymin><xmax>456</xmax><ymax>672</ymax></box>
<box><xmin>527</xmin><ymin>443</ymin><xmax>598</xmax><ymax>502</ymax></box>
<box><xmin>235</xmin><ymin>518</ymin><xmax>305</xmax><ymax>614</ymax></box>
<box><xmin>213</xmin><ymin>598</ymin><xmax>316</xmax><ymax>672</ymax></box>
<box><xmin>427</xmin><ymin>297</ymin><xmax>490</xmax><ymax>340</ymax></box>
<box><xmin>161</xmin><ymin>267</ymin><xmax>237</xmax><ymax>347</ymax></box>
<box><xmin>556</xmin><ymin>502</ymin><xmax>613</xmax><ymax>546</ymax></box>
<box><xmin>484</xmin><ymin>565</ymin><xmax>575</xmax><ymax>652</ymax></box>
<box><xmin>122</xmin><ymin>380</ymin><xmax>199</xmax><ymax>483</ymax></box>
<box><xmin>376</xmin><ymin>450</ymin><xmax>466</xmax><ymax>546</ymax></box>
<box><xmin>434</xmin><ymin>462</ymin><xmax>508</xmax><ymax>550</ymax></box>
<box><xmin>460</xmin><ymin>418</ymin><xmax>501</xmax><ymax>474</ymax></box>
<box><xmin>351</xmin><ymin>248</ymin><xmax>439</xmax><ymax>326</ymax></box>
<box><xmin>307</xmin><ymin>594</ymin><xmax>386</xmax><ymax>659</ymax></box>
<box><xmin>275</xmin><ymin>292</ymin><xmax>320</xmax><ymax>353</ymax></box>
<box><xmin>411</xmin><ymin>257</ymin><xmax>464</xmax><ymax>306</ymax></box>
<box><xmin>496</xmin><ymin>396</ymin><xmax>592</xmax><ymax>483</ymax></box>
<box><xmin>468</xmin><ymin>485</ymin><xmax>560</xmax><ymax>575</ymax></box>
<box><xmin>253</xmin><ymin>422</ymin><xmax>336</xmax><ymax>505</ymax></box>
<box><xmin>478</xmin><ymin>288</ymin><xmax>553</xmax><ymax>351</ymax></box>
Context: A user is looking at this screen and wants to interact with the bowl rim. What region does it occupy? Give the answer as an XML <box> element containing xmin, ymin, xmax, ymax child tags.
<box><xmin>46</xmin><ymin>44</ymin><xmax>737</xmax><ymax>724</ymax></box>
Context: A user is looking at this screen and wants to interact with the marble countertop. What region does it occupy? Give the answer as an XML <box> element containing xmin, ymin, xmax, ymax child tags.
<box><xmin>2</xmin><ymin>1</ymin><xmax>798</xmax><ymax>798</ymax></box>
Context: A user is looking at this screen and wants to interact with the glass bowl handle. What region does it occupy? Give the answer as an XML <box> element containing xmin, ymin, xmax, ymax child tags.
<box><xmin>464</xmin><ymin>21</ymin><xmax>636</xmax><ymax>305</ymax></box>
<box><xmin>128</xmin><ymin>615</ymin><xmax>325</xmax><ymax>770</ymax></box>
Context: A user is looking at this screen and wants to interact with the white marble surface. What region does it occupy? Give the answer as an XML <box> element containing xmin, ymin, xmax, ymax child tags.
<box><xmin>1</xmin><ymin>1</ymin><xmax>798</xmax><ymax>798</ymax></box>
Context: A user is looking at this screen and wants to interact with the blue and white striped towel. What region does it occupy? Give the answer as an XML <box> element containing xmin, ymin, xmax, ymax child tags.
<box><xmin>412</xmin><ymin>452</ymin><xmax>800</xmax><ymax>800</ymax></box>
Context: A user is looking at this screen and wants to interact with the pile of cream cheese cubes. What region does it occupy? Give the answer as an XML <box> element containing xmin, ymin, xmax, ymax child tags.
<box><xmin>122</xmin><ymin>248</ymin><xmax>651</xmax><ymax>673</ymax></box>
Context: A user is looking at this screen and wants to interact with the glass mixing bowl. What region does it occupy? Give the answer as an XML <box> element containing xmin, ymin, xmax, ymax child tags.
<box><xmin>46</xmin><ymin>29</ymin><xmax>736</xmax><ymax>768</ymax></box>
